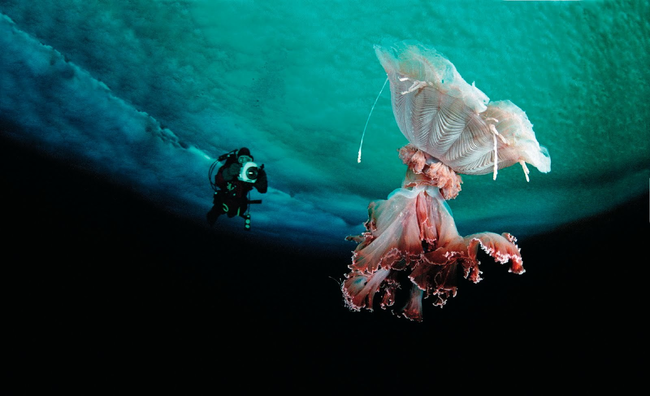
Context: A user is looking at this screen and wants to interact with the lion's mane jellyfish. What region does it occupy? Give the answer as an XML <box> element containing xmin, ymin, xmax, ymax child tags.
<box><xmin>342</xmin><ymin>41</ymin><xmax>550</xmax><ymax>321</ymax></box>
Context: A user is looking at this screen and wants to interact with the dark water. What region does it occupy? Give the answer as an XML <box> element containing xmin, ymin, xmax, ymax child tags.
<box><xmin>3</xmin><ymin>136</ymin><xmax>646</xmax><ymax>392</ymax></box>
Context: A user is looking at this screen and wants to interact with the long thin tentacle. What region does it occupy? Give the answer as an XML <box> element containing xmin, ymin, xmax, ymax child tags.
<box><xmin>358</xmin><ymin>76</ymin><xmax>389</xmax><ymax>163</ymax></box>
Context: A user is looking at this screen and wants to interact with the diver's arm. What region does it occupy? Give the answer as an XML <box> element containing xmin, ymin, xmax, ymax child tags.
<box><xmin>222</xmin><ymin>163</ymin><xmax>241</xmax><ymax>181</ymax></box>
<box><xmin>215</xmin><ymin>162</ymin><xmax>241</xmax><ymax>187</ymax></box>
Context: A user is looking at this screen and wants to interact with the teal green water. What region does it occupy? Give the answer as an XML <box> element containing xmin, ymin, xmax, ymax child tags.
<box><xmin>0</xmin><ymin>0</ymin><xmax>648</xmax><ymax>245</ymax></box>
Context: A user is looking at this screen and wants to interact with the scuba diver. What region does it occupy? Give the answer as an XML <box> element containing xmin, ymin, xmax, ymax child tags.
<box><xmin>207</xmin><ymin>147</ymin><xmax>267</xmax><ymax>230</ymax></box>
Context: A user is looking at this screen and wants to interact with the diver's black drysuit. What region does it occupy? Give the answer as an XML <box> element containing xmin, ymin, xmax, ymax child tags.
<box><xmin>206</xmin><ymin>148</ymin><xmax>267</xmax><ymax>226</ymax></box>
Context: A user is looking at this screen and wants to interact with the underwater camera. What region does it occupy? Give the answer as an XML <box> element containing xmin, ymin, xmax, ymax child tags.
<box><xmin>238</xmin><ymin>161</ymin><xmax>259</xmax><ymax>183</ymax></box>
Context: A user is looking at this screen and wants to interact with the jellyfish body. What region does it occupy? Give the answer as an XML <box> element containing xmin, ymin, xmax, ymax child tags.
<box><xmin>342</xmin><ymin>41</ymin><xmax>549</xmax><ymax>321</ymax></box>
<box><xmin>375</xmin><ymin>41</ymin><xmax>550</xmax><ymax>180</ymax></box>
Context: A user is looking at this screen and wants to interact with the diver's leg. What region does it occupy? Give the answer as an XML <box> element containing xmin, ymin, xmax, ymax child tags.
<box><xmin>238</xmin><ymin>203</ymin><xmax>251</xmax><ymax>230</ymax></box>
<box><xmin>207</xmin><ymin>204</ymin><xmax>226</xmax><ymax>225</ymax></box>
<box><xmin>206</xmin><ymin>206</ymin><xmax>220</xmax><ymax>225</ymax></box>
<box><xmin>207</xmin><ymin>192</ymin><xmax>225</xmax><ymax>225</ymax></box>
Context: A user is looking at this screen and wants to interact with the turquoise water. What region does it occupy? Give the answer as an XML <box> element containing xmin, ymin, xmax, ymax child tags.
<box><xmin>1</xmin><ymin>0</ymin><xmax>648</xmax><ymax>247</ymax></box>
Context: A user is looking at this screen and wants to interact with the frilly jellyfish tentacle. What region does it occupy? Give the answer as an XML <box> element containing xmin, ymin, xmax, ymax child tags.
<box><xmin>342</xmin><ymin>269</ymin><xmax>391</xmax><ymax>312</ymax></box>
<box><xmin>466</xmin><ymin>233</ymin><xmax>525</xmax><ymax>275</ymax></box>
<box><xmin>341</xmin><ymin>146</ymin><xmax>526</xmax><ymax>320</ymax></box>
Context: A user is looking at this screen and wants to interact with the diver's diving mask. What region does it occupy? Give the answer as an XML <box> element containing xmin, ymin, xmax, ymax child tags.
<box><xmin>237</xmin><ymin>155</ymin><xmax>253</xmax><ymax>164</ymax></box>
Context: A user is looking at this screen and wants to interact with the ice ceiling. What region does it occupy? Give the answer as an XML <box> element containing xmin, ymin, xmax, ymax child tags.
<box><xmin>1</xmin><ymin>0</ymin><xmax>648</xmax><ymax>250</ymax></box>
